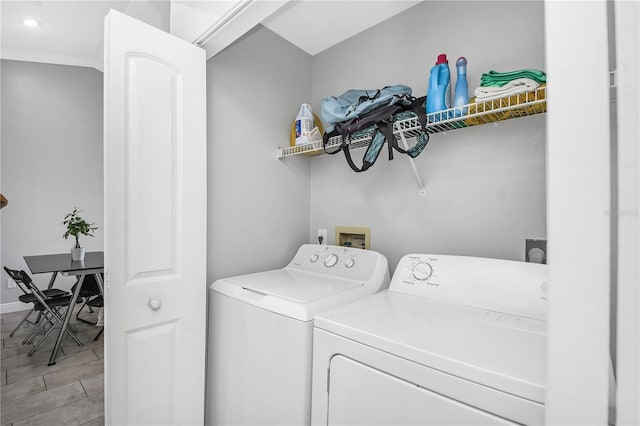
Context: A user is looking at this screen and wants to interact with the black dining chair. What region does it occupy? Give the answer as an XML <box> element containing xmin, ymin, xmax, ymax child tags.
<box><xmin>72</xmin><ymin>273</ymin><xmax>103</xmax><ymax>325</ymax></box>
<box><xmin>87</xmin><ymin>294</ymin><xmax>104</xmax><ymax>341</ymax></box>
<box><xmin>3</xmin><ymin>266</ymin><xmax>69</xmax><ymax>337</ymax></box>
<box><xmin>18</xmin><ymin>269</ymin><xmax>85</xmax><ymax>355</ymax></box>
<box><xmin>5</xmin><ymin>269</ymin><xmax>84</xmax><ymax>356</ymax></box>
<box><xmin>72</xmin><ymin>273</ymin><xmax>104</xmax><ymax>341</ymax></box>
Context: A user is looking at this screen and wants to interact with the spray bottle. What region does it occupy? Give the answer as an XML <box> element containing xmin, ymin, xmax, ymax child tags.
<box><xmin>453</xmin><ymin>57</ymin><xmax>469</xmax><ymax>117</ymax></box>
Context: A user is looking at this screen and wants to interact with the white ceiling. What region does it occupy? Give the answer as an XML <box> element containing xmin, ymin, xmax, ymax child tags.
<box><xmin>0</xmin><ymin>0</ymin><xmax>421</xmax><ymax>70</ymax></box>
<box><xmin>262</xmin><ymin>0</ymin><xmax>421</xmax><ymax>56</ymax></box>
<box><xmin>0</xmin><ymin>1</ymin><xmax>170</xmax><ymax>70</ymax></box>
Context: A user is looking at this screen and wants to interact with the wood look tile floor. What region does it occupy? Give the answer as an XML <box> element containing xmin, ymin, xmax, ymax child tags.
<box><xmin>0</xmin><ymin>305</ymin><xmax>104</xmax><ymax>426</ymax></box>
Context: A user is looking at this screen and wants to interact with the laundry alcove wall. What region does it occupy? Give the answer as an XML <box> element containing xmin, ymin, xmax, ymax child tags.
<box><xmin>308</xmin><ymin>0</ymin><xmax>546</xmax><ymax>272</ymax></box>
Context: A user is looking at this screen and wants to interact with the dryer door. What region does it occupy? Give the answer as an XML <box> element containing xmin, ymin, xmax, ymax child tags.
<box><xmin>327</xmin><ymin>355</ymin><xmax>517</xmax><ymax>425</ymax></box>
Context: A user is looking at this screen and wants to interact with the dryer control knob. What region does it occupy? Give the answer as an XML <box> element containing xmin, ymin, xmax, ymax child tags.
<box><xmin>412</xmin><ymin>262</ymin><xmax>433</xmax><ymax>281</ymax></box>
<box><xmin>310</xmin><ymin>254</ymin><xmax>319</xmax><ymax>263</ymax></box>
<box><xmin>345</xmin><ymin>258</ymin><xmax>355</xmax><ymax>268</ymax></box>
<box><xmin>324</xmin><ymin>253</ymin><xmax>339</xmax><ymax>268</ymax></box>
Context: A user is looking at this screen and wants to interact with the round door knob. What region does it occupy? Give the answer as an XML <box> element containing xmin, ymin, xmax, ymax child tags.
<box><xmin>412</xmin><ymin>262</ymin><xmax>433</xmax><ymax>281</ymax></box>
<box><xmin>324</xmin><ymin>253</ymin><xmax>339</xmax><ymax>268</ymax></box>
<box><xmin>148</xmin><ymin>299</ymin><xmax>162</xmax><ymax>310</ymax></box>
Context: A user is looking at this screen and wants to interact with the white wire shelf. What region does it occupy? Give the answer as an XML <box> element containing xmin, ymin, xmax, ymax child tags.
<box><xmin>276</xmin><ymin>86</ymin><xmax>547</xmax><ymax>159</ymax></box>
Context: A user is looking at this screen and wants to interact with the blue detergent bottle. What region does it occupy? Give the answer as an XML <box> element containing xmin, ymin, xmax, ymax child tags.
<box><xmin>453</xmin><ymin>57</ymin><xmax>469</xmax><ymax>117</ymax></box>
<box><xmin>426</xmin><ymin>54</ymin><xmax>451</xmax><ymax>121</ymax></box>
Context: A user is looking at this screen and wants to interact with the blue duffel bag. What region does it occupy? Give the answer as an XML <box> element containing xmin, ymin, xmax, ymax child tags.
<box><xmin>320</xmin><ymin>85</ymin><xmax>413</xmax><ymax>132</ymax></box>
<box><xmin>322</xmin><ymin>94</ymin><xmax>430</xmax><ymax>173</ymax></box>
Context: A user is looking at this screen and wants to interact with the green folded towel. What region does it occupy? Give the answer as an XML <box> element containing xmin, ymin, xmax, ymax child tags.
<box><xmin>480</xmin><ymin>69</ymin><xmax>546</xmax><ymax>87</ymax></box>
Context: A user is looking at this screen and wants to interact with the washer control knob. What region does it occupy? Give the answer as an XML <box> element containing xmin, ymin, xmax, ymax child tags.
<box><xmin>345</xmin><ymin>258</ymin><xmax>355</xmax><ymax>268</ymax></box>
<box><xmin>324</xmin><ymin>253</ymin><xmax>339</xmax><ymax>268</ymax></box>
<box><xmin>412</xmin><ymin>262</ymin><xmax>433</xmax><ymax>281</ymax></box>
<box><xmin>310</xmin><ymin>254</ymin><xmax>319</xmax><ymax>263</ymax></box>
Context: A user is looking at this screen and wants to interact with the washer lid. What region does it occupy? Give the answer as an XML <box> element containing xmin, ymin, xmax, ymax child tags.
<box><xmin>315</xmin><ymin>291</ymin><xmax>546</xmax><ymax>403</ymax></box>
<box><xmin>226</xmin><ymin>269</ymin><xmax>362</xmax><ymax>302</ymax></box>
<box><xmin>211</xmin><ymin>269</ymin><xmax>365</xmax><ymax>321</ymax></box>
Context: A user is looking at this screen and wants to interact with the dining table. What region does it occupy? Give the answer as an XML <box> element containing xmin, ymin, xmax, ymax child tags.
<box><xmin>23</xmin><ymin>251</ymin><xmax>104</xmax><ymax>366</ymax></box>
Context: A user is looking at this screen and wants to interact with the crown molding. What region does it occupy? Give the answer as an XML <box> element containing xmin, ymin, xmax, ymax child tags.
<box><xmin>0</xmin><ymin>48</ymin><xmax>102</xmax><ymax>71</ymax></box>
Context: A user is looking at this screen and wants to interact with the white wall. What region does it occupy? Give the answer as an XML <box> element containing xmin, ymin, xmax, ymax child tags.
<box><xmin>0</xmin><ymin>60</ymin><xmax>104</xmax><ymax>306</ymax></box>
<box><xmin>310</xmin><ymin>1</ymin><xmax>546</xmax><ymax>271</ymax></box>
<box><xmin>206</xmin><ymin>25</ymin><xmax>312</xmax><ymax>283</ymax></box>
<box><xmin>544</xmin><ymin>1</ymin><xmax>612</xmax><ymax>424</ymax></box>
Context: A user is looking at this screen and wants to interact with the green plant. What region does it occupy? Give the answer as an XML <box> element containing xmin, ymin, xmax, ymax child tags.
<box><xmin>62</xmin><ymin>207</ymin><xmax>98</xmax><ymax>248</ymax></box>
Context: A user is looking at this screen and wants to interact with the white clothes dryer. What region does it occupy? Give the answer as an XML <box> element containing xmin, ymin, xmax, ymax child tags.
<box><xmin>311</xmin><ymin>254</ymin><xmax>548</xmax><ymax>425</ymax></box>
<box><xmin>206</xmin><ymin>244</ymin><xmax>390</xmax><ymax>426</ymax></box>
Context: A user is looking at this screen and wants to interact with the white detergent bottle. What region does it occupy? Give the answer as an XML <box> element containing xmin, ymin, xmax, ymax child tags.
<box><xmin>295</xmin><ymin>104</ymin><xmax>314</xmax><ymax>145</ymax></box>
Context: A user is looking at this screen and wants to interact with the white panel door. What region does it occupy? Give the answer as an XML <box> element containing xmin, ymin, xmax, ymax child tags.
<box><xmin>613</xmin><ymin>0</ymin><xmax>640</xmax><ymax>423</ymax></box>
<box><xmin>104</xmin><ymin>10</ymin><xmax>206</xmax><ymax>426</ymax></box>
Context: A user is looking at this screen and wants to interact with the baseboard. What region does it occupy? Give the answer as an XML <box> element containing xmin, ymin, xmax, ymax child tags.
<box><xmin>0</xmin><ymin>301</ymin><xmax>30</xmax><ymax>314</ymax></box>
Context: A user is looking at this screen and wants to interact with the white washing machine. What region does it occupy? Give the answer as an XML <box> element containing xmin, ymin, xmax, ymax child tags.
<box><xmin>206</xmin><ymin>244</ymin><xmax>390</xmax><ymax>426</ymax></box>
<box><xmin>311</xmin><ymin>254</ymin><xmax>548</xmax><ymax>425</ymax></box>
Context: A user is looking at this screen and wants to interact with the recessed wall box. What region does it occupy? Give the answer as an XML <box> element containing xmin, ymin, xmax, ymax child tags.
<box><xmin>335</xmin><ymin>226</ymin><xmax>371</xmax><ymax>250</ymax></box>
<box><xmin>526</xmin><ymin>238</ymin><xmax>547</xmax><ymax>264</ymax></box>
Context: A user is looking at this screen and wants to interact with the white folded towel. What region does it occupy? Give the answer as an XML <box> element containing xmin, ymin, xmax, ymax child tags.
<box><xmin>474</xmin><ymin>78</ymin><xmax>540</xmax><ymax>102</ymax></box>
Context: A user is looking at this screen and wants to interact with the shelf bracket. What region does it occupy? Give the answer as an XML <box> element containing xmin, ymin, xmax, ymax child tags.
<box><xmin>397</xmin><ymin>129</ymin><xmax>426</xmax><ymax>196</ymax></box>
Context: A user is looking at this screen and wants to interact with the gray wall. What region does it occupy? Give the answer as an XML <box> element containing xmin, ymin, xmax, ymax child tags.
<box><xmin>310</xmin><ymin>1</ymin><xmax>546</xmax><ymax>272</ymax></box>
<box><xmin>0</xmin><ymin>60</ymin><xmax>104</xmax><ymax>305</ymax></box>
<box><xmin>206</xmin><ymin>26</ymin><xmax>312</xmax><ymax>283</ymax></box>
<box><xmin>0</xmin><ymin>1</ymin><xmax>546</xmax><ymax>301</ymax></box>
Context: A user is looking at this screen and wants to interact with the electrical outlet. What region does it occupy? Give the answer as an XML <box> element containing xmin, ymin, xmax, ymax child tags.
<box><xmin>317</xmin><ymin>228</ymin><xmax>327</xmax><ymax>245</ymax></box>
<box><xmin>7</xmin><ymin>278</ymin><xmax>16</xmax><ymax>289</ymax></box>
